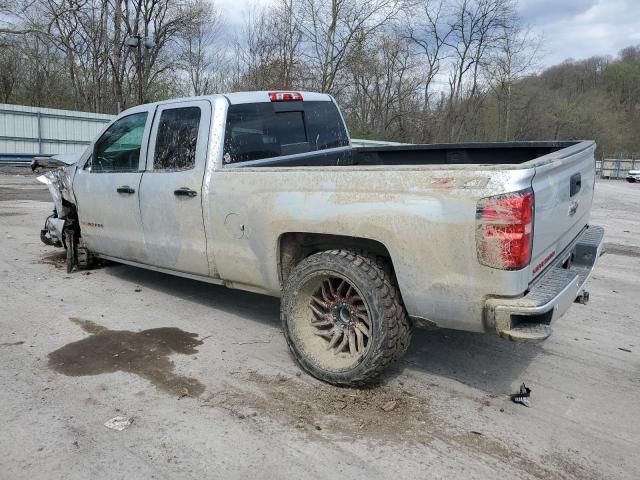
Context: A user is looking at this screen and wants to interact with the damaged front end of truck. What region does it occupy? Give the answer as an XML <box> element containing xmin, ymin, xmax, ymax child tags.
<box><xmin>33</xmin><ymin>154</ymin><xmax>86</xmax><ymax>273</ymax></box>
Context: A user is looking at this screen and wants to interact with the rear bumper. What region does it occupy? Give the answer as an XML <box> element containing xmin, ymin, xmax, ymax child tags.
<box><xmin>485</xmin><ymin>225</ymin><xmax>605</xmax><ymax>342</ymax></box>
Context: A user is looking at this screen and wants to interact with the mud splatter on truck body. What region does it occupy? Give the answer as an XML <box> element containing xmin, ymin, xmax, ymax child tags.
<box><xmin>36</xmin><ymin>91</ymin><xmax>604</xmax><ymax>385</ymax></box>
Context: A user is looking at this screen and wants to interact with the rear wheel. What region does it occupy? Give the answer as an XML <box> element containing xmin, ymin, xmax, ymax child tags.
<box><xmin>281</xmin><ymin>249</ymin><xmax>411</xmax><ymax>387</ymax></box>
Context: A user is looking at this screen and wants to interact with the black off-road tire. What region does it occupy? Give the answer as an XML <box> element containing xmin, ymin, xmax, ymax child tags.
<box><xmin>281</xmin><ymin>249</ymin><xmax>412</xmax><ymax>387</ymax></box>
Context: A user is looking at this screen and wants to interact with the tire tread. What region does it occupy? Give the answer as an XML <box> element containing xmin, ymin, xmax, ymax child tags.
<box><xmin>281</xmin><ymin>249</ymin><xmax>412</xmax><ymax>387</ymax></box>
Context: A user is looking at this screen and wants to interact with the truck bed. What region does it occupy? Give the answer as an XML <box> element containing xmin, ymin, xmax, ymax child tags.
<box><xmin>228</xmin><ymin>141</ymin><xmax>581</xmax><ymax>168</ymax></box>
<box><xmin>353</xmin><ymin>141</ymin><xmax>579</xmax><ymax>166</ymax></box>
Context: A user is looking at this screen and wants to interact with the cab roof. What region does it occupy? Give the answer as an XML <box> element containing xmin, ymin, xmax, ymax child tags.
<box><xmin>223</xmin><ymin>91</ymin><xmax>333</xmax><ymax>104</ymax></box>
<box><xmin>115</xmin><ymin>91</ymin><xmax>334</xmax><ymax>118</ymax></box>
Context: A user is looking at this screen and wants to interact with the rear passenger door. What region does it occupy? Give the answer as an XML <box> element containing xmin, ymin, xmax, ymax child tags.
<box><xmin>138</xmin><ymin>100</ymin><xmax>211</xmax><ymax>275</ymax></box>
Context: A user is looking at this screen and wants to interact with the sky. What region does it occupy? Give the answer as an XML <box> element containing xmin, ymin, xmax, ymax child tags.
<box><xmin>518</xmin><ymin>0</ymin><xmax>640</xmax><ymax>66</ymax></box>
<box><xmin>215</xmin><ymin>0</ymin><xmax>640</xmax><ymax>69</ymax></box>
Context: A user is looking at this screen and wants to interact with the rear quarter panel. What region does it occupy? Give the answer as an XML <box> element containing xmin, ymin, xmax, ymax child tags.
<box><xmin>205</xmin><ymin>166</ymin><xmax>536</xmax><ymax>332</ymax></box>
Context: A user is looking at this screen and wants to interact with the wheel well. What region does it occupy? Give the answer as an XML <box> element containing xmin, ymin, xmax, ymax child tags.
<box><xmin>278</xmin><ymin>232</ymin><xmax>395</xmax><ymax>286</ymax></box>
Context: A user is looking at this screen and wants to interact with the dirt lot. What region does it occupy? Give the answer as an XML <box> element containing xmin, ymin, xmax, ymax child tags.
<box><xmin>1</xmin><ymin>169</ymin><xmax>638</xmax><ymax>479</ymax></box>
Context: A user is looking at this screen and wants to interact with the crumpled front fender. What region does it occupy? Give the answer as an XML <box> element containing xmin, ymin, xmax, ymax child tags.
<box><xmin>35</xmin><ymin>156</ymin><xmax>79</xmax><ymax>217</ymax></box>
<box><xmin>35</xmin><ymin>154</ymin><xmax>81</xmax><ymax>247</ymax></box>
<box><xmin>37</xmin><ymin>172</ymin><xmax>65</xmax><ymax>215</ymax></box>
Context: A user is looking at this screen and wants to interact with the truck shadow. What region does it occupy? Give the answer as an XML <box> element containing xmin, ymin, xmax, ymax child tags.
<box><xmin>104</xmin><ymin>263</ymin><xmax>539</xmax><ymax>395</ymax></box>
<box><xmin>402</xmin><ymin>328</ymin><xmax>542</xmax><ymax>395</ymax></box>
<box><xmin>104</xmin><ymin>263</ymin><xmax>281</xmax><ymax>327</ymax></box>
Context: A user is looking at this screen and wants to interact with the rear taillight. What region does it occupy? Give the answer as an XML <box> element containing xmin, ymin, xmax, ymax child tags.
<box><xmin>268</xmin><ymin>91</ymin><xmax>303</xmax><ymax>102</ymax></box>
<box><xmin>476</xmin><ymin>188</ymin><xmax>534</xmax><ymax>270</ymax></box>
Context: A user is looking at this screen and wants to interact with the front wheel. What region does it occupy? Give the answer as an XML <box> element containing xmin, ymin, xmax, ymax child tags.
<box><xmin>281</xmin><ymin>250</ymin><xmax>412</xmax><ymax>387</ymax></box>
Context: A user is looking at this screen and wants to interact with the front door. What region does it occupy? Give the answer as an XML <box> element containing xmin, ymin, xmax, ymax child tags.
<box><xmin>138</xmin><ymin>100</ymin><xmax>211</xmax><ymax>276</ymax></box>
<box><xmin>73</xmin><ymin>107</ymin><xmax>154</xmax><ymax>261</ymax></box>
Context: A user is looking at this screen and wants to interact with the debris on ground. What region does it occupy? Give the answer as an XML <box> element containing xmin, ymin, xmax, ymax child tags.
<box><xmin>103</xmin><ymin>416</ymin><xmax>133</xmax><ymax>431</ymax></box>
<box><xmin>510</xmin><ymin>383</ymin><xmax>532</xmax><ymax>407</ymax></box>
<box><xmin>381</xmin><ymin>400</ymin><xmax>398</xmax><ymax>412</ymax></box>
<box><xmin>332</xmin><ymin>400</ymin><xmax>347</xmax><ymax>410</ymax></box>
<box><xmin>231</xmin><ymin>338</ymin><xmax>272</xmax><ymax>345</ymax></box>
<box><xmin>618</xmin><ymin>347</ymin><xmax>632</xmax><ymax>353</ymax></box>
<box><xmin>200</xmin><ymin>372</ymin><xmax>424</xmax><ymax>438</ymax></box>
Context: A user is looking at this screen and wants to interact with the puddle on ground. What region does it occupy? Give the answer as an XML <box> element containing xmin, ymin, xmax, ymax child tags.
<box><xmin>39</xmin><ymin>251</ymin><xmax>66</xmax><ymax>268</ymax></box>
<box><xmin>38</xmin><ymin>250</ymin><xmax>105</xmax><ymax>270</ymax></box>
<box><xmin>48</xmin><ymin>318</ymin><xmax>205</xmax><ymax>397</ymax></box>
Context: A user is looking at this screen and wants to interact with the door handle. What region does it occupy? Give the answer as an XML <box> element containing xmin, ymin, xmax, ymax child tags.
<box><xmin>174</xmin><ymin>187</ymin><xmax>197</xmax><ymax>197</ymax></box>
<box><xmin>116</xmin><ymin>185</ymin><xmax>135</xmax><ymax>194</ymax></box>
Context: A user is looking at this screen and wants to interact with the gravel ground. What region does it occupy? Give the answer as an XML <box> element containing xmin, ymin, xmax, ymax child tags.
<box><xmin>1</xmin><ymin>168</ymin><xmax>639</xmax><ymax>479</ymax></box>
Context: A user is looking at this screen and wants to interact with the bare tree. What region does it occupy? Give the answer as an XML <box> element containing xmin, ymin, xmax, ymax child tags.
<box><xmin>0</xmin><ymin>0</ymin><xmax>47</xmax><ymax>35</ymax></box>
<box><xmin>270</xmin><ymin>0</ymin><xmax>303</xmax><ymax>89</ymax></box>
<box><xmin>443</xmin><ymin>0</ymin><xmax>517</xmax><ymax>141</ymax></box>
<box><xmin>2</xmin><ymin>0</ymin><xmax>636</xmax><ymax>156</ymax></box>
<box><xmin>295</xmin><ymin>0</ymin><xmax>402</xmax><ymax>93</ymax></box>
<box><xmin>43</xmin><ymin>0</ymin><xmax>112</xmax><ymax>110</ymax></box>
<box><xmin>176</xmin><ymin>0</ymin><xmax>224</xmax><ymax>95</ymax></box>
<box><xmin>347</xmin><ymin>31</ymin><xmax>421</xmax><ymax>140</ymax></box>
<box><xmin>122</xmin><ymin>0</ymin><xmax>200</xmax><ymax>103</ymax></box>
<box><xmin>486</xmin><ymin>24</ymin><xmax>541</xmax><ymax>140</ymax></box>
<box><xmin>405</xmin><ymin>0</ymin><xmax>453</xmax><ymax>110</ymax></box>
<box><xmin>110</xmin><ymin>0</ymin><xmax>127</xmax><ymax>111</ymax></box>
<box><xmin>231</xmin><ymin>5</ymin><xmax>274</xmax><ymax>90</ymax></box>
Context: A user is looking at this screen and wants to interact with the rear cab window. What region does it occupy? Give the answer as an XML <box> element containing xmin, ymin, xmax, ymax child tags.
<box><xmin>223</xmin><ymin>100</ymin><xmax>348</xmax><ymax>164</ymax></box>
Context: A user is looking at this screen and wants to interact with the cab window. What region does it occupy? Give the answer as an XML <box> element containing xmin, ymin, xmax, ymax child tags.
<box><xmin>223</xmin><ymin>101</ymin><xmax>348</xmax><ymax>164</ymax></box>
<box><xmin>93</xmin><ymin>112</ymin><xmax>148</xmax><ymax>172</ymax></box>
<box><xmin>153</xmin><ymin>107</ymin><xmax>201</xmax><ymax>171</ymax></box>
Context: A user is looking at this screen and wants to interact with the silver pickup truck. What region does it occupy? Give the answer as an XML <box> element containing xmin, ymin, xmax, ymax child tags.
<box><xmin>36</xmin><ymin>91</ymin><xmax>604</xmax><ymax>386</ymax></box>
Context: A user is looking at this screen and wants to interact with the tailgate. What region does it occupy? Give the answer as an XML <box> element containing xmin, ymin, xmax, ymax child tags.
<box><xmin>529</xmin><ymin>142</ymin><xmax>596</xmax><ymax>281</ymax></box>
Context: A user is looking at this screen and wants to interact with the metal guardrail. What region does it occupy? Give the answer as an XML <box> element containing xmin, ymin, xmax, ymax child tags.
<box><xmin>596</xmin><ymin>154</ymin><xmax>639</xmax><ymax>180</ymax></box>
<box><xmin>0</xmin><ymin>135</ymin><xmax>91</xmax><ymax>146</ymax></box>
<box><xmin>0</xmin><ymin>153</ymin><xmax>51</xmax><ymax>167</ymax></box>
